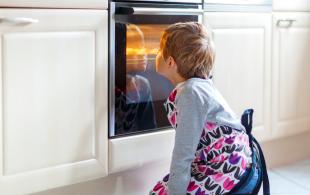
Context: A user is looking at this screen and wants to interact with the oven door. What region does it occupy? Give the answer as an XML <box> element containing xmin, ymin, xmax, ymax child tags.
<box><xmin>109</xmin><ymin>2</ymin><xmax>203</xmax><ymax>137</ymax></box>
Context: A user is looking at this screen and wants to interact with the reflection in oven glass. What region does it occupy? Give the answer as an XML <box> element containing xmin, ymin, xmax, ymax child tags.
<box><xmin>114</xmin><ymin>23</ymin><xmax>173</xmax><ymax>136</ymax></box>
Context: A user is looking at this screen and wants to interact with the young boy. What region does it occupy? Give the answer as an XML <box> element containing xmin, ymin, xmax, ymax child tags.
<box><xmin>150</xmin><ymin>22</ymin><xmax>253</xmax><ymax>195</ymax></box>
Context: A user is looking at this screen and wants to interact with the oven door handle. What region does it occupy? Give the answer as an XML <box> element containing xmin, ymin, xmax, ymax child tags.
<box><xmin>133</xmin><ymin>7</ymin><xmax>203</xmax><ymax>15</ymax></box>
<box><xmin>115</xmin><ymin>7</ymin><xmax>135</xmax><ymax>15</ymax></box>
<box><xmin>116</xmin><ymin>6</ymin><xmax>203</xmax><ymax>15</ymax></box>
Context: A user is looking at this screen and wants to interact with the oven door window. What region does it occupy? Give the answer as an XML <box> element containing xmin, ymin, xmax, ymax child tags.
<box><xmin>112</xmin><ymin>9</ymin><xmax>199</xmax><ymax>137</ymax></box>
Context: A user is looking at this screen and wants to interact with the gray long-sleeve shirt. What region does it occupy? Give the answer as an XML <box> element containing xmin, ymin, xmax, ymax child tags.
<box><xmin>167</xmin><ymin>77</ymin><xmax>246</xmax><ymax>195</ymax></box>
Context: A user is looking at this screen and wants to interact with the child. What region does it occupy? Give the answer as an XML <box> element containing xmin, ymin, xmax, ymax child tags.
<box><xmin>149</xmin><ymin>22</ymin><xmax>254</xmax><ymax>195</ymax></box>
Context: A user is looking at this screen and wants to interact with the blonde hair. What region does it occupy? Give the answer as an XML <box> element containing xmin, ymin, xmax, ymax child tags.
<box><xmin>160</xmin><ymin>22</ymin><xmax>215</xmax><ymax>79</ymax></box>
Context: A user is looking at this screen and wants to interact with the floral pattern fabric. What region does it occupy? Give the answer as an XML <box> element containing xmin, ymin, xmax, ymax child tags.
<box><xmin>150</xmin><ymin>87</ymin><xmax>252</xmax><ymax>195</ymax></box>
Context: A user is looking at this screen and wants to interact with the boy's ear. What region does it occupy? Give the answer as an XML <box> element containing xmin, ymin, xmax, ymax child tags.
<box><xmin>167</xmin><ymin>56</ymin><xmax>177</xmax><ymax>68</ymax></box>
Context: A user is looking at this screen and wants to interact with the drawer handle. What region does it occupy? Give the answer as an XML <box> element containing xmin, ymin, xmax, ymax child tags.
<box><xmin>277</xmin><ymin>19</ymin><xmax>296</xmax><ymax>28</ymax></box>
<box><xmin>0</xmin><ymin>17</ymin><xmax>39</xmax><ymax>25</ymax></box>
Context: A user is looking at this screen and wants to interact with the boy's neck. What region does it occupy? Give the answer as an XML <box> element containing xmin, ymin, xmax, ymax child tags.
<box><xmin>169</xmin><ymin>74</ymin><xmax>186</xmax><ymax>87</ymax></box>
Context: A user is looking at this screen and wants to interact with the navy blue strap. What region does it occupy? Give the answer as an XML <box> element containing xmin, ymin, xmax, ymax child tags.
<box><xmin>241</xmin><ymin>109</ymin><xmax>254</xmax><ymax>149</ymax></box>
<box><xmin>241</xmin><ymin>109</ymin><xmax>270</xmax><ymax>195</ymax></box>
<box><xmin>253</xmin><ymin>137</ymin><xmax>270</xmax><ymax>195</ymax></box>
<box><xmin>241</xmin><ymin>109</ymin><xmax>254</xmax><ymax>133</ymax></box>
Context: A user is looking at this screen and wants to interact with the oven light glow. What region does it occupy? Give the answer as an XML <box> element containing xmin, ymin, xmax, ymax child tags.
<box><xmin>126</xmin><ymin>48</ymin><xmax>159</xmax><ymax>55</ymax></box>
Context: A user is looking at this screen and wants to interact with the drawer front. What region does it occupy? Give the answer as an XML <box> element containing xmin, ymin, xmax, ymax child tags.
<box><xmin>0</xmin><ymin>0</ymin><xmax>108</xmax><ymax>9</ymax></box>
<box><xmin>273</xmin><ymin>0</ymin><xmax>310</xmax><ymax>12</ymax></box>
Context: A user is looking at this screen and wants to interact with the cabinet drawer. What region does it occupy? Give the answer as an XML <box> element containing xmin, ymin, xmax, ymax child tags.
<box><xmin>0</xmin><ymin>0</ymin><xmax>107</xmax><ymax>9</ymax></box>
<box><xmin>273</xmin><ymin>0</ymin><xmax>310</xmax><ymax>12</ymax></box>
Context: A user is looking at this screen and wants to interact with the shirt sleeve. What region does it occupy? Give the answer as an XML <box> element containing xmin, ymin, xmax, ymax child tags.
<box><xmin>167</xmin><ymin>87</ymin><xmax>208</xmax><ymax>195</ymax></box>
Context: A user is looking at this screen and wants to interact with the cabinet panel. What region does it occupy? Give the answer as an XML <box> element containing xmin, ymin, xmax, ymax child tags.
<box><xmin>0</xmin><ymin>9</ymin><xmax>108</xmax><ymax>194</ymax></box>
<box><xmin>3</xmin><ymin>32</ymin><xmax>95</xmax><ymax>175</ymax></box>
<box><xmin>278</xmin><ymin>29</ymin><xmax>310</xmax><ymax>120</ymax></box>
<box><xmin>273</xmin><ymin>13</ymin><xmax>310</xmax><ymax>138</ymax></box>
<box><xmin>204</xmin><ymin>13</ymin><xmax>272</xmax><ymax>141</ymax></box>
<box><xmin>0</xmin><ymin>0</ymin><xmax>108</xmax><ymax>9</ymax></box>
<box><xmin>212</xmin><ymin>28</ymin><xmax>265</xmax><ymax>126</ymax></box>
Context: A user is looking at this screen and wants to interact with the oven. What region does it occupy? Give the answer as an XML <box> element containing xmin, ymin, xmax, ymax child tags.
<box><xmin>109</xmin><ymin>0</ymin><xmax>203</xmax><ymax>137</ymax></box>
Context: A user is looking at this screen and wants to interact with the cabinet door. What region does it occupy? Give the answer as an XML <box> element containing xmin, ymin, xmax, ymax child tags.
<box><xmin>0</xmin><ymin>0</ymin><xmax>108</xmax><ymax>9</ymax></box>
<box><xmin>272</xmin><ymin>13</ymin><xmax>310</xmax><ymax>138</ymax></box>
<box><xmin>273</xmin><ymin>0</ymin><xmax>310</xmax><ymax>12</ymax></box>
<box><xmin>204</xmin><ymin>13</ymin><xmax>272</xmax><ymax>141</ymax></box>
<box><xmin>0</xmin><ymin>9</ymin><xmax>108</xmax><ymax>194</ymax></box>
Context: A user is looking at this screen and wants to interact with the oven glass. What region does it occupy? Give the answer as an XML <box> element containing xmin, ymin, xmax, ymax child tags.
<box><xmin>112</xmin><ymin>6</ymin><xmax>199</xmax><ymax>137</ymax></box>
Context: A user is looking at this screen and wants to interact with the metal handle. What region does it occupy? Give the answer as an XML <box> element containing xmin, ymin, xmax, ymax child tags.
<box><xmin>0</xmin><ymin>17</ymin><xmax>39</xmax><ymax>25</ymax></box>
<box><xmin>277</xmin><ymin>19</ymin><xmax>296</xmax><ymax>28</ymax></box>
<box><xmin>130</xmin><ymin>7</ymin><xmax>203</xmax><ymax>15</ymax></box>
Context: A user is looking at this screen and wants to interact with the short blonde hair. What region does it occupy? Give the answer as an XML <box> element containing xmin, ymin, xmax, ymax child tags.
<box><xmin>159</xmin><ymin>22</ymin><xmax>215</xmax><ymax>79</ymax></box>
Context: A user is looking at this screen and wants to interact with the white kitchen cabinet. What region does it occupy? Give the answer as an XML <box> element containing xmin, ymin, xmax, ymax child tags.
<box><xmin>0</xmin><ymin>0</ymin><xmax>108</xmax><ymax>9</ymax></box>
<box><xmin>273</xmin><ymin>0</ymin><xmax>310</xmax><ymax>12</ymax></box>
<box><xmin>204</xmin><ymin>12</ymin><xmax>272</xmax><ymax>141</ymax></box>
<box><xmin>272</xmin><ymin>13</ymin><xmax>310</xmax><ymax>138</ymax></box>
<box><xmin>0</xmin><ymin>9</ymin><xmax>108</xmax><ymax>194</ymax></box>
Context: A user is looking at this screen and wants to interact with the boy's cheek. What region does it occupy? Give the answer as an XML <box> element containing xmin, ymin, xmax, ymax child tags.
<box><xmin>155</xmin><ymin>54</ymin><xmax>162</xmax><ymax>73</ymax></box>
